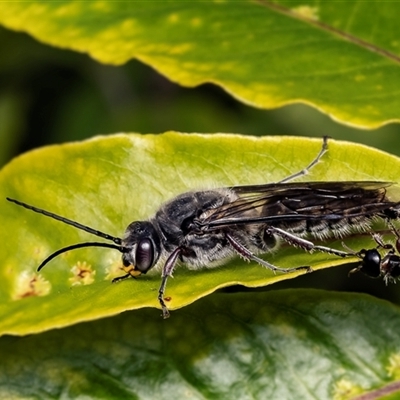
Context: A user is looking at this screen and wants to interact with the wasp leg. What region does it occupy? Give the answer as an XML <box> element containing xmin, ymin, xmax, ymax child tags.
<box><xmin>278</xmin><ymin>136</ymin><xmax>329</xmax><ymax>184</ymax></box>
<box><xmin>112</xmin><ymin>273</ymin><xmax>132</xmax><ymax>283</ymax></box>
<box><xmin>112</xmin><ymin>263</ymin><xmax>142</xmax><ymax>283</ymax></box>
<box><xmin>158</xmin><ymin>247</ymin><xmax>182</xmax><ymax>319</ymax></box>
<box><xmin>370</xmin><ymin>232</ymin><xmax>396</xmax><ymax>252</ymax></box>
<box><xmin>226</xmin><ymin>233</ymin><xmax>311</xmax><ymax>273</ymax></box>
<box><xmin>266</xmin><ymin>226</ymin><xmax>349</xmax><ymax>257</ymax></box>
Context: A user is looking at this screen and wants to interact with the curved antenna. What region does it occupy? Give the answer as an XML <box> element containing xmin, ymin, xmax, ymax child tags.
<box><xmin>37</xmin><ymin>242</ymin><xmax>126</xmax><ymax>271</ymax></box>
<box><xmin>6</xmin><ymin>198</ymin><xmax>122</xmax><ymax>245</ymax></box>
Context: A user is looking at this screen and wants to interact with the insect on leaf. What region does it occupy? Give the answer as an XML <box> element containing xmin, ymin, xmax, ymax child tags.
<box><xmin>2</xmin><ymin>133</ymin><xmax>400</xmax><ymax>335</ymax></box>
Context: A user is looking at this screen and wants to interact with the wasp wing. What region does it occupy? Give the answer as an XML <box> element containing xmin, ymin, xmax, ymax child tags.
<box><xmin>201</xmin><ymin>181</ymin><xmax>399</xmax><ymax>231</ymax></box>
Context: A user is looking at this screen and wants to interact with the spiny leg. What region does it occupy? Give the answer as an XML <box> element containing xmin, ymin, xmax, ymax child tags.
<box><xmin>278</xmin><ymin>136</ymin><xmax>329</xmax><ymax>184</ymax></box>
<box><xmin>266</xmin><ymin>226</ymin><xmax>349</xmax><ymax>257</ymax></box>
<box><xmin>110</xmin><ymin>249</ymin><xmax>180</xmax><ymax>319</ymax></box>
<box><xmin>226</xmin><ymin>233</ymin><xmax>311</xmax><ymax>273</ymax></box>
<box><xmin>342</xmin><ymin>231</ymin><xmax>395</xmax><ymax>258</ymax></box>
<box><xmin>158</xmin><ymin>247</ymin><xmax>182</xmax><ymax>319</ymax></box>
<box><xmin>386</xmin><ymin>220</ymin><xmax>400</xmax><ymax>253</ymax></box>
<box><xmin>371</xmin><ymin>233</ymin><xmax>394</xmax><ymax>251</ymax></box>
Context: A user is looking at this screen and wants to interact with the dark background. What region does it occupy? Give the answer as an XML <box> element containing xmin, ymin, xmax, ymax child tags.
<box><xmin>2</xmin><ymin>25</ymin><xmax>400</xmax><ymax>304</ymax></box>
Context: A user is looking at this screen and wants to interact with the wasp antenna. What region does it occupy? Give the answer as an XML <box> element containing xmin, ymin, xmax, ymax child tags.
<box><xmin>37</xmin><ymin>242</ymin><xmax>126</xmax><ymax>271</ymax></box>
<box><xmin>6</xmin><ymin>198</ymin><xmax>122</xmax><ymax>245</ymax></box>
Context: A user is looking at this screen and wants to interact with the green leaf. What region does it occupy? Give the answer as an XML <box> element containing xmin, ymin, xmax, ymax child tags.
<box><xmin>2</xmin><ymin>133</ymin><xmax>400</xmax><ymax>335</ymax></box>
<box><xmin>0</xmin><ymin>1</ymin><xmax>399</xmax><ymax>128</ymax></box>
<box><xmin>2</xmin><ymin>290</ymin><xmax>400</xmax><ymax>399</ymax></box>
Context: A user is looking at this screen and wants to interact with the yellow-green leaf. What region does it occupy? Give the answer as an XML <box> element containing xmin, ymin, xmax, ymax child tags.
<box><xmin>1</xmin><ymin>133</ymin><xmax>400</xmax><ymax>335</ymax></box>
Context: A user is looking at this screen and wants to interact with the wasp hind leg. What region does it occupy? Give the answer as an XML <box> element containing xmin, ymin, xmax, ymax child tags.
<box><xmin>226</xmin><ymin>233</ymin><xmax>312</xmax><ymax>274</ymax></box>
<box><xmin>266</xmin><ymin>226</ymin><xmax>349</xmax><ymax>258</ymax></box>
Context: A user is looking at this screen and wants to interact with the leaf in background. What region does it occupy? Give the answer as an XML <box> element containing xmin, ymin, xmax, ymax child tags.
<box><xmin>1</xmin><ymin>290</ymin><xmax>400</xmax><ymax>399</ymax></box>
<box><xmin>0</xmin><ymin>1</ymin><xmax>399</xmax><ymax>128</ymax></box>
<box><xmin>1</xmin><ymin>133</ymin><xmax>400</xmax><ymax>335</ymax></box>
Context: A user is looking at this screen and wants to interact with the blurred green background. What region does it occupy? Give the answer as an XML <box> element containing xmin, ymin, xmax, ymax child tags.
<box><xmin>3</xmin><ymin>25</ymin><xmax>400</xmax><ymax>166</ymax></box>
<box><xmin>2</xmin><ymin>24</ymin><xmax>400</xmax><ymax>305</ymax></box>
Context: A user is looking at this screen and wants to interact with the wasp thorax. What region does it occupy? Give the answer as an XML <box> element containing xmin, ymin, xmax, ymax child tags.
<box><xmin>122</xmin><ymin>221</ymin><xmax>161</xmax><ymax>273</ymax></box>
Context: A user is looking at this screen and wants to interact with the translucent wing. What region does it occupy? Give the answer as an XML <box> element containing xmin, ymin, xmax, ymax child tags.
<box><xmin>200</xmin><ymin>181</ymin><xmax>399</xmax><ymax>231</ymax></box>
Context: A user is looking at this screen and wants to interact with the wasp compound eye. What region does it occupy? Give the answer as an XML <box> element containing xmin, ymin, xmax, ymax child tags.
<box><xmin>135</xmin><ymin>238</ymin><xmax>154</xmax><ymax>273</ymax></box>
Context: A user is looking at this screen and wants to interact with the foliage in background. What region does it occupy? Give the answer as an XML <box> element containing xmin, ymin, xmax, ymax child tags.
<box><xmin>2</xmin><ymin>290</ymin><xmax>400</xmax><ymax>399</ymax></box>
<box><xmin>1</xmin><ymin>2</ymin><xmax>400</xmax><ymax>168</ymax></box>
<box><xmin>1</xmin><ymin>1</ymin><xmax>400</xmax><ymax>130</ymax></box>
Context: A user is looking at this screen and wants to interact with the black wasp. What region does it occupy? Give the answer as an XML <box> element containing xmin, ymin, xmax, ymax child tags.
<box><xmin>346</xmin><ymin>224</ymin><xmax>400</xmax><ymax>284</ymax></box>
<box><xmin>7</xmin><ymin>137</ymin><xmax>400</xmax><ymax>318</ymax></box>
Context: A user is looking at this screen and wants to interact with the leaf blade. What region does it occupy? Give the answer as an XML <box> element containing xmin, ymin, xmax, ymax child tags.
<box><xmin>2</xmin><ymin>133</ymin><xmax>400</xmax><ymax>335</ymax></box>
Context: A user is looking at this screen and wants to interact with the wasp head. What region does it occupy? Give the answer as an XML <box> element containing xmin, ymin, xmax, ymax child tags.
<box><xmin>122</xmin><ymin>221</ymin><xmax>161</xmax><ymax>274</ymax></box>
